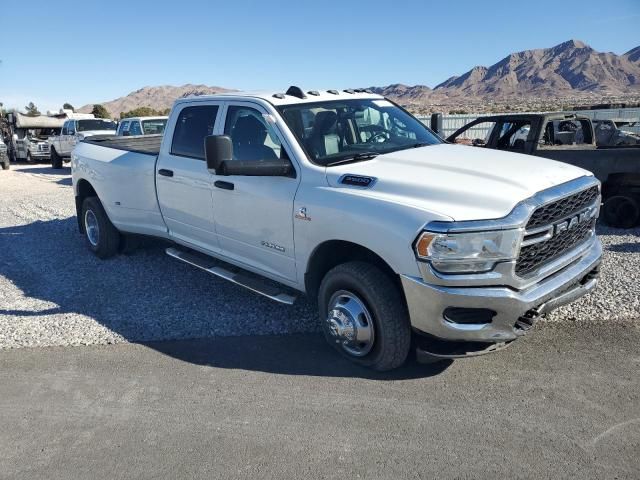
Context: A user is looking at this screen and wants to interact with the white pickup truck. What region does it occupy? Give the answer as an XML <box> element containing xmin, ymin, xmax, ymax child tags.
<box><xmin>116</xmin><ymin>116</ymin><xmax>168</xmax><ymax>136</ymax></box>
<box><xmin>72</xmin><ymin>86</ymin><xmax>602</xmax><ymax>370</ymax></box>
<box><xmin>49</xmin><ymin>116</ymin><xmax>117</xmax><ymax>168</ymax></box>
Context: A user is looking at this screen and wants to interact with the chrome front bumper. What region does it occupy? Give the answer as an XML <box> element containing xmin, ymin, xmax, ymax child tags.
<box><xmin>401</xmin><ymin>238</ymin><xmax>602</xmax><ymax>343</ymax></box>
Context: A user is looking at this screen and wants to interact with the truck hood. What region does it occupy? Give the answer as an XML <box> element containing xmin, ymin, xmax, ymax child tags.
<box><xmin>325</xmin><ymin>144</ymin><xmax>591</xmax><ymax>222</ymax></box>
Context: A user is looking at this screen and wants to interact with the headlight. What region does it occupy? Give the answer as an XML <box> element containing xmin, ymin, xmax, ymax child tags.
<box><xmin>414</xmin><ymin>229</ymin><xmax>522</xmax><ymax>274</ymax></box>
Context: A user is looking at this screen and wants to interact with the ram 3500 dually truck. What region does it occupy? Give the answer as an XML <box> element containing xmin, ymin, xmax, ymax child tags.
<box><xmin>72</xmin><ymin>87</ymin><xmax>602</xmax><ymax>371</ymax></box>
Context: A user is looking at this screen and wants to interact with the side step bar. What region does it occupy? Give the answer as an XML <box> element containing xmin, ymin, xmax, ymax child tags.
<box><xmin>166</xmin><ymin>247</ymin><xmax>297</xmax><ymax>305</ymax></box>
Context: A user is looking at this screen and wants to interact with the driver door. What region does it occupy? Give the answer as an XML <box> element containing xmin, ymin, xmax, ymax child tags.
<box><xmin>211</xmin><ymin>102</ymin><xmax>300</xmax><ymax>282</ymax></box>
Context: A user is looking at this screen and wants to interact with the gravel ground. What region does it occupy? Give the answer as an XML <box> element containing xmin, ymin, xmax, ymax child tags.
<box><xmin>1</xmin><ymin>164</ymin><xmax>639</xmax><ymax>349</ymax></box>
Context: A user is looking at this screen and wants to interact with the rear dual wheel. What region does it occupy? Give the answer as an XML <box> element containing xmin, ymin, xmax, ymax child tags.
<box><xmin>81</xmin><ymin>197</ymin><xmax>121</xmax><ymax>258</ymax></box>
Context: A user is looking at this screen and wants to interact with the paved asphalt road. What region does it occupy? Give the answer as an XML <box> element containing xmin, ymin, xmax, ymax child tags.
<box><xmin>1</xmin><ymin>165</ymin><xmax>639</xmax><ymax>479</ymax></box>
<box><xmin>2</xmin><ymin>324</ymin><xmax>639</xmax><ymax>479</ymax></box>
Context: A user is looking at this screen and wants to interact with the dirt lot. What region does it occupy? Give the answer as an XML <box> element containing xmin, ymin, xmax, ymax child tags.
<box><xmin>1</xmin><ymin>164</ymin><xmax>639</xmax><ymax>479</ymax></box>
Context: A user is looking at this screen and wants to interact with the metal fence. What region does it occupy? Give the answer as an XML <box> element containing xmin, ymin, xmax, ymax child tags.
<box><xmin>416</xmin><ymin>107</ymin><xmax>640</xmax><ymax>139</ymax></box>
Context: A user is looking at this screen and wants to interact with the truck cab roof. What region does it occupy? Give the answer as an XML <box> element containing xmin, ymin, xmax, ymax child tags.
<box><xmin>177</xmin><ymin>87</ymin><xmax>383</xmax><ymax>107</ymax></box>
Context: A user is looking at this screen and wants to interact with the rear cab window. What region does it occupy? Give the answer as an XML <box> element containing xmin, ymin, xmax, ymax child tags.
<box><xmin>142</xmin><ymin>118</ymin><xmax>167</xmax><ymax>135</ymax></box>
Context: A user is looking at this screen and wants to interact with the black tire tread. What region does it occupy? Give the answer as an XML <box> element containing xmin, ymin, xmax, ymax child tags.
<box><xmin>81</xmin><ymin>197</ymin><xmax>120</xmax><ymax>258</ymax></box>
<box><xmin>51</xmin><ymin>148</ymin><xmax>63</xmax><ymax>169</ymax></box>
<box><xmin>318</xmin><ymin>261</ymin><xmax>411</xmax><ymax>371</ymax></box>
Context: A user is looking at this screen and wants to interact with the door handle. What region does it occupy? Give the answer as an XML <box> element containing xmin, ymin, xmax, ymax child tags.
<box><xmin>214</xmin><ymin>180</ymin><xmax>234</xmax><ymax>190</ymax></box>
<box><xmin>158</xmin><ymin>169</ymin><xmax>174</xmax><ymax>177</ymax></box>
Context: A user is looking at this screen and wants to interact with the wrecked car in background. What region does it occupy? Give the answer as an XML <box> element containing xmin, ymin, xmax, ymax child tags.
<box><xmin>447</xmin><ymin>113</ymin><xmax>640</xmax><ymax>229</ymax></box>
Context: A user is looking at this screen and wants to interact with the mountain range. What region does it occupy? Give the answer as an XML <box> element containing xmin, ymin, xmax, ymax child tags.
<box><xmin>371</xmin><ymin>40</ymin><xmax>640</xmax><ymax>107</ymax></box>
<box><xmin>80</xmin><ymin>40</ymin><xmax>640</xmax><ymax>117</ymax></box>
<box><xmin>78</xmin><ymin>84</ymin><xmax>234</xmax><ymax>117</ymax></box>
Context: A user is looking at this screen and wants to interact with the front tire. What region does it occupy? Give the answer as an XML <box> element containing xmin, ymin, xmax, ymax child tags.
<box><xmin>51</xmin><ymin>148</ymin><xmax>62</xmax><ymax>169</ymax></box>
<box><xmin>1</xmin><ymin>160</ymin><xmax>8</xmax><ymax>170</ymax></box>
<box><xmin>81</xmin><ymin>197</ymin><xmax>120</xmax><ymax>258</ymax></box>
<box><xmin>318</xmin><ymin>261</ymin><xmax>411</xmax><ymax>371</ymax></box>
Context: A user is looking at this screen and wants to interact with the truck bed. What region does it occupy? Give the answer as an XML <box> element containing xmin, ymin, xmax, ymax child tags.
<box><xmin>83</xmin><ymin>134</ymin><xmax>162</xmax><ymax>155</ymax></box>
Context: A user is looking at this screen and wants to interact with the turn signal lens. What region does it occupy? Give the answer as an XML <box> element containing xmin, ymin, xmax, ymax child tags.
<box><xmin>415</xmin><ymin>233</ymin><xmax>436</xmax><ymax>258</ymax></box>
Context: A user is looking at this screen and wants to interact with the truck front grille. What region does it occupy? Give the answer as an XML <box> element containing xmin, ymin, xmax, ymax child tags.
<box><xmin>525</xmin><ymin>186</ymin><xmax>599</xmax><ymax>229</ymax></box>
<box><xmin>515</xmin><ymin>185</ymin><xmax>599</xmax><ymax>277</ymax></box>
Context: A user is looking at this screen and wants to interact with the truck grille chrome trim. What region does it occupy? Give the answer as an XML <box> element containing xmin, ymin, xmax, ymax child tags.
<box><xmin>516</xmin><ymin>185</ymin><xmax>600</xmax><ymax>277</ymax></box>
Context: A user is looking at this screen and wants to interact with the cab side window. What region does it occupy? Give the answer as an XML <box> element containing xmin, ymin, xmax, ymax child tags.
<box><xmin>224</xmin><ymin>106</ymin><xmax>283</xmax><ymax>161</ymax></box>
<box><xmin>451</xmin><ymin>120</ymin><xmax>496</xmax><ymax>146</ymax></box>
<box><xmin>495</xmin><ymin>121</ymin><xmax>531</xmax><ymax>152</ymax></box>
<box><xmin>170</xmin><ymin>105</ymin><xmax>219</xmax><ymax>160</ymax></box>
<box><xmin>119</xmin><ymin>121</ymin><xmax>130</xmax><ymax>136</ymax></box>
<box><xmin>61</xmin><ymin>121</ymin><xmax>69</xmax><ymax>136</ymax></box>
<box><xmin>129</xmin><ymin>121</ymin><xmax>142</xmax><ymax>136</ymax></box>
<box><xmin>68</xmin><ymin>121</ymin><xmax>76</xmax><ymax>135</ymax></box>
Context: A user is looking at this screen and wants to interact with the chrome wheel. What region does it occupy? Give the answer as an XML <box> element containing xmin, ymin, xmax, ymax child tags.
<box><xmin>325</xmin><ymin>290</ymin><xmax>375</xmax><ymax>357</ymax></box>
<box><xmin>84</xmin><ymin>209</ymin><xmax>100</xmax><ymax>247</ymax></box>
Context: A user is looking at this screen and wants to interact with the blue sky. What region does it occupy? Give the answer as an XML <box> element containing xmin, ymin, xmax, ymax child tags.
<box><xmin>1</xmin><ymin>0</ymin><xmax>638</xmax><ymax>112</ymax></box>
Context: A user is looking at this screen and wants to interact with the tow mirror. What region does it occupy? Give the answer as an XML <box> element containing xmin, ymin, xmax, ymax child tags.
<box><xmin>205</xmin><ymin>135</ymin><xmax>232</xmax><ymax>174</ymax></box>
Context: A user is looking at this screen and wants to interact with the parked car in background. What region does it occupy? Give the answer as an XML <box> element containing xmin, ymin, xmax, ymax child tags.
<box><xmin>117</xmin><ymin>117</ymin><xmax>168</xmax><ymax>136</ymax></box>
<box><xmin>593</xmin><ymin>119</ymin><xmax>640</xmax><ymax>147</ymax></box>
<box><xmin>0</xmin><ymin>138</ymin><xmax>8</xmax><ymax>170</ymax></box>
<box><xmin>71</xmin><ymin>87</ymin><xmax>602</xmax><ymax>371</ymax></box>
<box><xmin>446</xmin><ymin>113</ymin><xmax>640</xmax><ymax>228</ymax></box>
<box><xmin>4</xmin><ymin>112</ymin><xmax>64</xmax><ymax>164</ymax></box>
<box><xmin>49</xmin><ymin>116</ymin><xmax>117</xmax><ymax>168</ymax></box>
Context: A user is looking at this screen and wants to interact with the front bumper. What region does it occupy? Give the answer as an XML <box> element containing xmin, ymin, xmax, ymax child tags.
<box><xmin>401</xmin><ymin>238</ymin><xmax>602</xmax><ymax>343</ymax></box>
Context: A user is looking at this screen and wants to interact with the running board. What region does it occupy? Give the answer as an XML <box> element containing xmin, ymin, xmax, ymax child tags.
<box><xmin>166</xmin><ymin>247</ymin><xmax>297</xmax><ymax>305</ymax></box>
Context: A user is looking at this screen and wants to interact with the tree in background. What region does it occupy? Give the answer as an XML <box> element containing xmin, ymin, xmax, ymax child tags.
<box><xmin>25</xmin><ymin>102</ymin><xmax>40</xmax><ymax>117</ymax></box>
<box><xmin>91</xmin><ymin>104</ymin><xmax>111</xmax><ymax>119</ymax></box>
<box><xmin>63</xmin><ymin>103</ymin><xmax>75</xmax><ymax>112</ymax></box>
<box><xmin>120</xmin><ymin>106</ymin><xmax>169</xmax><ymax>119</ymax></box>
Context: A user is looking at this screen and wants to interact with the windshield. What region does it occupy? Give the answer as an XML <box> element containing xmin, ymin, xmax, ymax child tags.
<box><xmin>142</xmin><ymin>118</ymin><xmax>167</xmax><ymax>135</ymax></box>
<box><xmin>278</xmin><ymin>99</ymin><xmax>441</xmax><ymax>166</ymax></box>
<box><xmin>77</xmin><ymin>119</ymin><xmax>117</xmax><ymax>132</ymax></box>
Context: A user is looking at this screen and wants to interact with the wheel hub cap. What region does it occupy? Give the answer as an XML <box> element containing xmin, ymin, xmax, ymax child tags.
<box><xmin>326</xmin><ymin>291</ymin><xmax>374</xmax><ymax>357</ymax></box>
<box><xmin>85</xmin><ymin>210</ymin><xmax>100</xmax><ymax>247</ymax></box>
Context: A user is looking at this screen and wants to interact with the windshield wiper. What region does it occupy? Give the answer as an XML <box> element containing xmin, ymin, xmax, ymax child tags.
<box><xmin>325</xmin><ymin>152</ymin><xmax>379</xmax><ymax>167</ymax></box>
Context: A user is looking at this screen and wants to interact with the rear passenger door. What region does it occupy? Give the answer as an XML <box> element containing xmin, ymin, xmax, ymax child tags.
<box><xmin>156</xmin><ymin>102</ymin><xmax>223</xmax><ymax>253</ymax></box>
